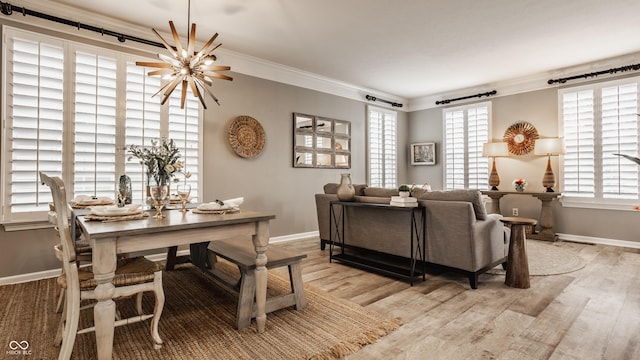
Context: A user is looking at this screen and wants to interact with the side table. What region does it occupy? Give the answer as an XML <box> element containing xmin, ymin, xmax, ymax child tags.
<box><xmin>500</xmin><ymin>216</ymin><xmax>537</xmax><ymax>289</ymax></box>
<box><xmin>482</xmin><ymin>190</ymin><xmax>561</xmax><ymax>241</ymax></box>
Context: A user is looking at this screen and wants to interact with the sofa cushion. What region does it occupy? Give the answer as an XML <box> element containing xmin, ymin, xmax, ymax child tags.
<box><xmin>363</xmin><ymin>187</ymin><xmax>399</xmax><ymax>197</ymax></box>
<box><xmin>323</xmin><ymin>183</ymin><xmax>367</xmax><ymax>195</ymax></box>
<box><xmin>418</xmin><ymin>189</ymin><xmax>487</xmax><ymax>220</ymax></box>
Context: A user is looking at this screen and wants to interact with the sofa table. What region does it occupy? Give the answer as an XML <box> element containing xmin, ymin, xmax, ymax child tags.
<box><xmin>500</xmin><ymin>216</ymin><xmax>537</xmax><ymax>289</ymax></box>
<box><xmin>328</xmin><ymin>200</ymin><xmax>426</xmax><ymax>285</ymax></box>
<box><xmin>481</xmin><ymin>190</ymin><xmax>561</xmax><ymax>241</ymax></box>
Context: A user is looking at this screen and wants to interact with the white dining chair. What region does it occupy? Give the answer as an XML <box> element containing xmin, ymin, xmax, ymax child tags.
<box><xmin>41</xmin><ymin>172</ymin><xmax>164</xmax><ymax>360</ymax></box>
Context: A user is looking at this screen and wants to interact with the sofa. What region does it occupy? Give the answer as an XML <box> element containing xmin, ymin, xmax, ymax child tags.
<box><xmin>315</xmin><ymin>184</ymin><xmax>509</xmax><ymax>289</ymax></box>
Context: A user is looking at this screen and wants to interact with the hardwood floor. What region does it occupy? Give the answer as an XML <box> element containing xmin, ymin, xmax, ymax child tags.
<box><xmin>270</xmin><ymin>238</ymin><xmax>640</xmax><ymax>360</ymax></box>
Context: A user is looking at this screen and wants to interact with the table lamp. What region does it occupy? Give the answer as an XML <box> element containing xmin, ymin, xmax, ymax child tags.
<box><xmin>482</xmin><ymin>142</ymin><xmax>509</xmax><ymax>190</ymax></box>
<box><xmin>534</xmin><ymin>138</ymin><xmax>565</xmax><ymax>192</ymax></box>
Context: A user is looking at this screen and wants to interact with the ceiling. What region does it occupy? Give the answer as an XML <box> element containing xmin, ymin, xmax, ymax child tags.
<box><xmin>34</xmin><ymin>0</ymin><xmax>640</xmax><ymax>100</ymax></box>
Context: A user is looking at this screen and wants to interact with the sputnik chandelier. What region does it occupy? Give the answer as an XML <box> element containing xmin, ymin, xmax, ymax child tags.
<box><xmin>136</xmin><ymin>0</ymin><xmax>232</xmax><ymax>109</ymax></box>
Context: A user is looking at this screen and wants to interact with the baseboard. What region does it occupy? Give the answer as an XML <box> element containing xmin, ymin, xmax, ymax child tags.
<box><xmin>0</xmin><ymin>231</ymin><xmax>321</xmax><ymax>286</ymax></box>
<box><xmin>557</xmin><ymin>233</ymin><xmax>640</xmax><ymax>249</ymax></box>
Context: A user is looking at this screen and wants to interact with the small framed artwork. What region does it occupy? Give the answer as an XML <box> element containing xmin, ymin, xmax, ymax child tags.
<box><xmin>411</xmin><ymin>142</ymin><xmax>436</xmax><ymax>165</ymax></box>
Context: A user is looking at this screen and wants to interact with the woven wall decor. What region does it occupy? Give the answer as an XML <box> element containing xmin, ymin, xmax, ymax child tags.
<box><xmin>503</xmin><ymin>121</ymin><xmax>539</xmax><ymax>155</ymax></box>
<box><xmin>228</xmin><ymin>116</ymin><xmax>265</xmax><ymax>158</ymax></box>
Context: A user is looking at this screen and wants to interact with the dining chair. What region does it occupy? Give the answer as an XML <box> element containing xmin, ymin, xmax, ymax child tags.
<box><xmin>41</xmin><ymin>172</ymin><xmax>165</xmax><ymax>360</ymax></box>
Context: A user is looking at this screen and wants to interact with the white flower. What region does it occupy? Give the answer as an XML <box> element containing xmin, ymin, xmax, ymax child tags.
<box><xmin>165</xmin><ymin>164</ymin><xmax>175</xmax><ymax>173</ymax></box>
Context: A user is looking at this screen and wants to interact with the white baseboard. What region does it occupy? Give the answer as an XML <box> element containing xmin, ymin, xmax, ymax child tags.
<box><xmin>0</xmin><ymin>231</ymin><xmax>321</xmax><ymax>286</ymax></box>
<box><xmin>557</xmin><ymin>233</ymin><xmax>640</xmax><ymax>249</ymax></box>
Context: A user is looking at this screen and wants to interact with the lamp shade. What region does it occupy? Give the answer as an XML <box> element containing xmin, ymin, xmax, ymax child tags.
<box><xmin>482</xmin><ymin>142</ymin><xmax>509</xmax><ymax>157</ymax></box>
<box><xmin>534</xmin><ymin>138</ymin><xmax>565</xmax><ymax>156</ymax></box>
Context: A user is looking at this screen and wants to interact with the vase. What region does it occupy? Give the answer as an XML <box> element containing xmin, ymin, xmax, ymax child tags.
<box><xmin>515</xmin><ymin>184</ymin><xmax>525</xmax><ymax>192</ymax></box>
<box><xmin>336</xmin><ymin>173</ymin><xmax>355</xmax><ymax>201</ymax></box>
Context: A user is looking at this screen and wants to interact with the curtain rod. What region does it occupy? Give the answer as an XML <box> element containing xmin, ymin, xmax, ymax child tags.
<box><xmin>0</xmin><ymin>1</ymin><xmax>164</xmax><ymax>48</ymax></box>
<box><xmin>548</xmin><ymin>63</ymin><xmax>640</xmax><ymax>85</ymax></box>
<box><xmin>365</xmin><ymin>94</ymin><xmax>402</xmax><ymax>108</ymax></box>
<box><xmin>435</xmin><ymin>90</ymin><xmax>497</xmax><ymax>105</ymax></box>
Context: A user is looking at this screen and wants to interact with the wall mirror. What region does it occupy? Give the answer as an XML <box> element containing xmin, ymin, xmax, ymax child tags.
<box><xmin>293</xmin><ymin>113</ymin><xmax>351</xmax><ymax>168</ymax></box>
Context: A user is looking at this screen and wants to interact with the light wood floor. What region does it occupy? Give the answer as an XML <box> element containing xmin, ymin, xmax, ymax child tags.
<box><xmin>270</xmin><ymin>238</ymin><xmax>640</xmax><ymax>360</ymax></box>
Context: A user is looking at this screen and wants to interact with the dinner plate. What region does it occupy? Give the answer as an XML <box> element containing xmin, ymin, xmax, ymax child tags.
<box><xmin>90</xmin><ymin>205</ymin><xmax>142</xmax><ymax>217</ymax></box>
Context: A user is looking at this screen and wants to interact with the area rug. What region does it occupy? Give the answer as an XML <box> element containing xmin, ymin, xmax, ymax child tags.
<box><xmin>487</xmin><ymin>239</ymin><xmax>586</xmax><ymax>276</ymax></box>
<box><xmin>0</xmin><ymin>261</ymin><xmax>400</xmax><ymax>359</ymax></box>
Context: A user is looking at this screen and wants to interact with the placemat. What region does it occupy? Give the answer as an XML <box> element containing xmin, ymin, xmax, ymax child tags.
<box><xmin>84</xmin><ymin>212</ymin><xmax>148</xmax><ymax>222</ymax></box>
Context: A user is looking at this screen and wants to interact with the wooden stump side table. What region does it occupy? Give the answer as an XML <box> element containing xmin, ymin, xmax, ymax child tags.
<box><xmin>500</xmin><ymin>216</ymin><xmax>537</xmax><ymax>289</ymax></box>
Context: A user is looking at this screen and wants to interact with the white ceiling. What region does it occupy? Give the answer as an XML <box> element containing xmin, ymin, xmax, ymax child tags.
<box><xmin>30</xmin><ymin>0</ymin><xmax>640</xmax><ymax>101</ymax></box>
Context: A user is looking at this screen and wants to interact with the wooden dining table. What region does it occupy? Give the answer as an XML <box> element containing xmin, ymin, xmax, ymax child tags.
<box><xmin>75</xmin><ymin>208</ymin><xmax>276</xmax><ymax>360</ymax></box>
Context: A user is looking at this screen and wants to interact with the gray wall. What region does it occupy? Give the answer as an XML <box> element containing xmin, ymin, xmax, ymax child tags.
<box><xmin>408</xmin><ymin>88</ymin><xmax>640</xmax><ymax>243</ymax></box>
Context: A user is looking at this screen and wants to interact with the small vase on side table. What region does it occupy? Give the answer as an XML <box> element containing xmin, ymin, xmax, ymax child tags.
<box><xmin>336</xmin><ymin>173</ymin><xmax>355</xmax><ymax>201</ymax></box>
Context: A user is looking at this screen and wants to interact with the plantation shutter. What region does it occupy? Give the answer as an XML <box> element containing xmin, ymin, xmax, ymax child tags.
<box><xmin>168</xmin><ymin>93</ymin><xmax>200</xmax><ymax>201</ymax></box>
<box><xmin>444</xmin><ymin>103</ymin><xmax>489</xmax><ymax>190</ymax></box>
<box><xmin>562</xmin><ymin>90</ymin><xmax>595</xmax><ymax>197</ymax></box>
<box><xmin>73</xmin><ymin>51</ymin><xmax>117</xmax><ymax>199</ymax></box>
<box><xmin>601</xmin><ymin>83</ymin><xmax>638</xmax><ymax>199</ymax></box>
<box><xmin>124</xmin><ymin>62</ymin><xmax>162</xmax><ymax>203</ymax></box>
<box><xmin>368</xmin><ymin>106</ymin><xmax>397</xmax><ymax>188</ymax></box>
<box><xmin>6</xmin><ymin>35</ymin><xmax>64</xmax><ymax>218</ymax></box>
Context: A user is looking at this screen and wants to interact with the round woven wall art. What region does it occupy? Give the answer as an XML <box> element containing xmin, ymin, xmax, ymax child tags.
<box><xmin>503</xmin><ymin>121</ymin><xmax>539</xmax><ymax>155</ymax></box>
<box><xmin>228</xmin><ymin>115</ymin><xmax>265</xmax><ymax>158</ymax></box>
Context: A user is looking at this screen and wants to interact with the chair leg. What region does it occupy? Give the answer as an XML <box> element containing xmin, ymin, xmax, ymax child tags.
<box><xmin>59</xmin><ymin>288</ymin><xmax>80</xmax><ymax>360</ymax></box>
<box><xmin>136</xmin><ymin>292</ymin><xmax>143</xmax><ymax>315</ymax></box>
<box><xmin>150</xmin><ymin>271</ymin><xmax>164</xmax><ymax>349</ymax></box>
<box><xmin>55</xmin><ymin>286</ymin><xmax>65</xmax><ymax>313</ymax></box>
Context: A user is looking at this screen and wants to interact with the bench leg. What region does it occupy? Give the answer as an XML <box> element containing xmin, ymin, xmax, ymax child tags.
<box><xmin>289</xmin><ymin>263</ymin><xmax>306</xmax><ymax>310</ymax></box>
<box><xmin>236</xmin><ymin>270</ymin><xmax>256</xmax><ymax>330</ymax></box>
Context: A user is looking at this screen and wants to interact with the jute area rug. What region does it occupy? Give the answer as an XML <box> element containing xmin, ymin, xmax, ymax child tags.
<box><xmin>0</xmin><ymin>260</ymin><xmax>400</xmax><ymax>359</ymax></box>
<box><xmin>487</xmin><ymin>239</ymin><xmax>587</xmax><ymax>276</ymax></box>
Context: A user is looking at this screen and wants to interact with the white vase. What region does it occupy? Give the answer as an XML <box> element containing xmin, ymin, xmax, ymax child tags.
<box><xmin>399</xmin><ymin>191</ymin><xmax>410</xmax><ymax>198</ymax></box>
<box><xmin>336</xmin><ymin>173</ymin><xmax>355</xmax><ymax>201</ymax></box>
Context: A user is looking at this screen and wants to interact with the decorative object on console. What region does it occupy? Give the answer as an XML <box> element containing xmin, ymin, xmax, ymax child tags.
<box><xmin>135</xmin><ymin>0</ymin><xmax>232</xmax><ymax>108</ymax></box>
<box><xmin>513</xmin><ymin>178</ymin><xmax>527</xmax><ymax>192</ymax></box>
<box><xmin>398</xmin><ymin>185</ymin><xmax>411</xmax><ymax>198</ymax></box>
<box><xmin>336</xmin><ymin>173</ymin><xmax>356</xmax><ymax>201</ymax></box>
<box><xmin>534</xmin><ymin>138</ymin><xmax>565</xmax><ymax>192</ymax></box>
<box><xmin>503</xmin><ymin>121</ymin><xmax>539</xmax><ymax>155</ymax></box>
<box><xmin>482</xmin><ymin>142</ymin><xmax>509</xmax><ymax>190</ymax></box>
<box><xmin>228</xmin><ymin>115</ymin><xmax>266</xmax><ymax>158</ymax></box>
<box><xmin>411</xmin><ymin>142</ymin><xmax>436</xmax><ymax>165</ymax></box>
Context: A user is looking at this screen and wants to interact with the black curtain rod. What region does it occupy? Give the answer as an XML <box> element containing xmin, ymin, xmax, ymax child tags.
<box><xmin>0</xmin><ymin>1</ymin><xmax>164</xmax><ymax>48</ymax></box>
<box><xmin>365</xmin><ymin>94</ymin><xmax>403</xmax><ymax>108</ymax></box>
<box><xmin>435</xmin><ymin>90</ymin><xmax>497</xmax><ymax>105</ymax></box>
<box><xmin>548</xmin><ymin>63</ymin><xmax>640</xmax><ymax>85</ymax></box>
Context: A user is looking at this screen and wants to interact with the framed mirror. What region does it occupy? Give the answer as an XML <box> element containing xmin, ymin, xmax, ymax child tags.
<box><xmin>293</xmin><ymin>113</ymin><xmax>351</xmax><ymax>168</ymax></box>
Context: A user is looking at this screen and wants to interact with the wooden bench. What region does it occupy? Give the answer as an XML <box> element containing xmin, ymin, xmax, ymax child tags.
<box><xmin>207</xmin><ymin>239</ymin><xmax>307</xmax><ymax>329</ymax></box>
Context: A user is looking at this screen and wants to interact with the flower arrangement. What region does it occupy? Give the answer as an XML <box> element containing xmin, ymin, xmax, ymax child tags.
<box><xmin>512</xmin><ymin>178</ymin><xmax>527</xmax><ymax>186</ymax></box>
<box><xmin>128</xmin><ymin>138</ymin><xmax>191</xmax><ymax>186</ymax></box>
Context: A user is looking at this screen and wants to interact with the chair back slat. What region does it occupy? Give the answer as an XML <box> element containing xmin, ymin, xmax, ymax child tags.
<box><xmin>40</xmin><ymin>172</ymin><xmax>76</xmax><ymax>264</ymax></box>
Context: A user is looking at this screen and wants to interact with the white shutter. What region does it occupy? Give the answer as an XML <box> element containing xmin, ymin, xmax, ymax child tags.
<box><xmin>562</xmin><ymin>90</ymin><xmax>595</xmax><ymax>197</ymax></box>
<box><xmin>368</xmin><ymin>106</ymin><xmax>397</xmax><ymax>188</ymax></box>
<box><xmin>444</xmin><ymin>103</ymin><xmax>489</xmax><ymax>190</ymax></box>
<box><xmin>445</xmin><ymin>110</ymin><xmax>465</xmax><ymax>189</ymax></box>
<box><xmin>124</xmin><ymin>62</ymin><xmax>162</xmax><ymax>203</ymax></box>
<box><xmin>73</xmin><ymin>51</ymin><xmax>117</xmax><ymax>199</ymax></box>
<box><xmin>601</xmin><ymin>83</ymin><xmax>638</xmax><ymax>199</ymax></box>
<box><xmin>168</xmin><ymin>88</ymin><xmax>200</xmax><ymax>202</ymax></box>
<box><xmin>6</xmin><ymin>35</ymin><xmax>64</xmax><ymax>218</ymax></box>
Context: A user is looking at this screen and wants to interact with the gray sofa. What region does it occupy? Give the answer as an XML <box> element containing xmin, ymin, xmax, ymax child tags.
<box><xmin>315</xmin><ymin>184</ymin><xmax>509</xmax><ymax>289</ymax></box>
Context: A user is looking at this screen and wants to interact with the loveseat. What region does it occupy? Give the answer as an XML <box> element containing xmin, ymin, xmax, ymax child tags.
<box><xmin>315</xmin><ymin>184</ymin><xmax>509</xmax><ymax>289</ymax></box>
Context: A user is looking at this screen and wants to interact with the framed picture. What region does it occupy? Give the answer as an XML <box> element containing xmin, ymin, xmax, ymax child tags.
<box><xmin>411</xmin><ymin>142</ymin><xmax>436</xmax><ymax>165</ymax></box>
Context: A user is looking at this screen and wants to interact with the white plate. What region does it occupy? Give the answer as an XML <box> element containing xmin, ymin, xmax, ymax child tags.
<box><xmin>90</xmin><ymin>205</ymin><xmax>142</xmax><ymax>216</ymax></box>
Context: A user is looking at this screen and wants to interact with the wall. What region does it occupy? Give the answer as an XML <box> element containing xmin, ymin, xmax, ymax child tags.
<box><xmin>408</xmin><ymin>88</ymin><xmax>640</xmax><ymax>244</ymax></box>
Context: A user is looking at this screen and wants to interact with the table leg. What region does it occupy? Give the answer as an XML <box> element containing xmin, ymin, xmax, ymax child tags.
<box><xmin>529</xmin><ymin>196</ymin><xmax>558</xmax><ymax>241</ymax></box>
<box><xmin>91</xmin><ymin>238</ymin><xmax>117</xmax><ymax>359</ymax></box>
<box><xmin>252</xmin><ymin>220</ymin><xmax>270</xmax><ymax>333</ymax></box>
<box><xmin>485</xmin><ymin>193</ymin><xmax>503</xmax><ymax>214</ymax></box>
<box><xmin>505</xmin><ymin>225</ymin><xmax>530</xmax><ymax>289</ymax></box>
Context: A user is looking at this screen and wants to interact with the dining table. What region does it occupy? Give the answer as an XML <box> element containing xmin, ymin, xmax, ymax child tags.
<box><xmin>74</xmin><ymin>207</ymin><xmax>276</xmax><ymax>360</ymax></box>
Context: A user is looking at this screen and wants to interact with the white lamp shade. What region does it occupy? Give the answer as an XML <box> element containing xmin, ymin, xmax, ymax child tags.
<box><xmin>482</xmin><ymin>142</ymin><xmax>509</xmax><ymax>157</ymax></box>
<box><xmin>534</xmin><ymin>138</ymin><xmax>565</xmax><ymax>155</ymax></box>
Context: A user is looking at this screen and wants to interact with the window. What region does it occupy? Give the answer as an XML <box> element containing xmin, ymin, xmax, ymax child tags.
<box><xmin>2</xmin><ymin>27</ymin><xmax>200</xmax><ymax>225</ymax></box>
<box><xmin>443</xmin><ymin>102</ymin><xmax>490</xmax><ymax>190</ymax></box>
<box><xmin>367</xmin><ymin>106</ymin><xmax>397</xmax><ymax>188</ymax></box>
<box><xmin>560</xmin><ymin>78</ymin><xmax>639</xmax><ymax>208</ymax></box>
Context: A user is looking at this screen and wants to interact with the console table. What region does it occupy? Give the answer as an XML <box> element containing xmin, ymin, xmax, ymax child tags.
<box><xmin>481</xmin><ymin>190</ymin><xmax>561</xmax><ymax>241</ymax></box>
<box><xmin>329</xmin><ymin>201</ymin><xmax>426</xmax><ymax>285</ymax></box>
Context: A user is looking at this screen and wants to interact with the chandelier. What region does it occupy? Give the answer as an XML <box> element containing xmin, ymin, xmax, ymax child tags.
<box><xmin>136</xmin><ymin>1</ymin><xmax>232</xmax><ymax>109</ymax></box>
